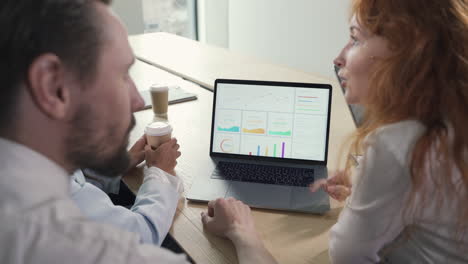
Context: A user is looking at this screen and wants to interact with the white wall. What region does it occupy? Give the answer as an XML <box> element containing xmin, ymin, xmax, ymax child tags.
<box><xmin>112</xmin><ymin>0</ymin><xmax>348</xmax><ymax>79</ymax></box>
<box><xmin>111</xmin><ymin>0</ymin><xmax>145</xmax><ymax>35</ymax></box>
<box><xmin>197</xmin><ymin>0</ymin><xmax>229</xmax><ymax>47</ymax></box>
<box><xmin>226</xmin><ymin>0</ymin><xmax>350</xmax><ymax>79</ymax></box>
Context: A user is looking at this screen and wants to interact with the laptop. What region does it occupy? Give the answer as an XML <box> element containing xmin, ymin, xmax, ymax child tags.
<box><xmin>187</xmin><ymin>79</ymin><xmax>332</xmax><ymax>214</ymax></box>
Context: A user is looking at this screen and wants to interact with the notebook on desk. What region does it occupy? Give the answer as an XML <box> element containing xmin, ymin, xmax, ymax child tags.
<box><xmin>187</xmin><ymin>79</ymin><xmax>332</xmax><ymax>214</ymax></box>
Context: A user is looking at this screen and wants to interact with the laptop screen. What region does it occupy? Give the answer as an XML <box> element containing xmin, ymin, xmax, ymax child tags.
<box><xmin>210</xmin><ymin>79</ymin><xmax>332</xmax><ymax>164</ymax></box>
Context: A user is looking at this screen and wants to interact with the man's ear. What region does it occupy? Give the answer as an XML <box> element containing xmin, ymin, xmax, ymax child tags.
<box><xmin>27</xmin><ymin>54</ymin><xmax>72</xmax><ymax>120</ymax></box>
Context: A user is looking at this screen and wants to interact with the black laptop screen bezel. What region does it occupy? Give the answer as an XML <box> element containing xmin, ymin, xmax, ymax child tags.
<box><xmin>209</xmin><ymin>79</ymin><xmax>333</xmax><ymax>166</ymax></box>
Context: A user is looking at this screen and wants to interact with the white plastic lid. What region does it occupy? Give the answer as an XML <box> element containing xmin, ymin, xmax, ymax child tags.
<box><xmin>145</xmin><ymin>122</ymin><xmax>173</xmax><ymax>136</ymax></box>
<box><xmin>150</xmin><ymin>84</ymin><xmax>169</xmax><ymax>92</ymax></box>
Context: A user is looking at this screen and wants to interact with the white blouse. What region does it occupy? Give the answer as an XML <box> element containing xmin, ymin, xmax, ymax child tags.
<box><xmin>329</xmin><ymin>120</ymin><xmax>468</xmax><ymax>263</ymax></box>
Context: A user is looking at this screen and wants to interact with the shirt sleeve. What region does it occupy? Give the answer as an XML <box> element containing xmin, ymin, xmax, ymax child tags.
<box><xmin>329</xmin><ymin>132</ymin><xmax>412</xmax><ymax>263</ymax></box>
<box><xmin>82</xmin><ymin>168</ymin><xmax>122</xmax><ymax>194</ymax></box>
<box><xmin>70</xmin><ymin>166</ymin><xmax>181</xmax><ymax>245</ymax></box>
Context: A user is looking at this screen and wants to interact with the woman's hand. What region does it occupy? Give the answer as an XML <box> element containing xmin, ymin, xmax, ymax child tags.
<box><xmin>310</xmin><ymin>171</ymin><xmax>352</xmax><ymax>202</ymax></box>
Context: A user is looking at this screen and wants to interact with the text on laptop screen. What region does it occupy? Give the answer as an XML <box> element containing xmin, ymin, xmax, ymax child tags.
<box><xmin>212</xmin><ymin>83</ymin><xmax>330</xmax><ymax>161</ymax></box>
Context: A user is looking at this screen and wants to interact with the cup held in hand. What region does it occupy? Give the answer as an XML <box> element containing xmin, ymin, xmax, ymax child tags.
<box><xmin>145</xmin><ymin>121</ymin><xmax>172</xmax><ymax>149</ymax></box>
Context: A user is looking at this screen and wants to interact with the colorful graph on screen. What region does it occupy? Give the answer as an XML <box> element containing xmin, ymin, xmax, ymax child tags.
<box><xmin>242</xmin><ymin>128</ymin><xmax>265</xmax><ymax>134</ymax></box>
<box><xmin>268</xmin><ymin>112</ymin><xmax>293</xmax><ymax>137</ymax></box>
<box><xmin>247</xmin><ymin>142</ymin><xmax>286</xmax><ymax>158</ymax></box>
<box><xmin>296</xmin><ymin>95</ymin><xmax>320</xmax><ymax>112</ymax></box>
<box><xmin>220</xmin><ymin>138</ymin><xmax>235</xmax><ymax>153</ymax></box>
<box><xmin>216</xmin><ymin>109</ymin><xmax>241</xmax><ymax>133</ymax></box>
<box><xmin>214</xmin><ymin>134</ymin><xmax>240</xmax><ymax>153</ymax></box>
<box><xmin>213</xmin><ymin>83</ymin><xmax>330</xmax><ymax>161</ymax></box>
<box><xmin>242</xmin><ymin>111</ymin><xmax>266</xmax><ymax>135</ymax></box>
<box><xmin>294</xmin><ymin>89</ymin><xmax>328</xmax><ymax>116</ymax></box>
<box><xmin>218</xmin><ymin>126</ymin><xmax>240</xmax><ymax>132</ymax></box>
<box><xmin>268</xmin><ymin>130</ymin><xmax>291</xmax><ymax>136</ymax></box>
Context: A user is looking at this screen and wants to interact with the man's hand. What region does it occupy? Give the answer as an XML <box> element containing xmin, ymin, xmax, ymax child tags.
<box><xmin>310</xmin><ymin>171</ymin><xmax>352</xmax><ymax>201</ymax></box>
<box><xmin>201</xmin><ymin>198</ymin><xmax>278</xmax><ymax>264</ymax></box>
<box><xmin>127</xmin><ymin>135</ymin><xmax>147</xmax><ymax>170</ymax></box>
<box><xmin>201</xmin><ymin>198</ymin><xmax>261</xmax><ymax>246</ymax></box>
<box><xmin>145</xmin><ymin>138</ymin><xmax>181</xmax><ymax>175</ymax></box>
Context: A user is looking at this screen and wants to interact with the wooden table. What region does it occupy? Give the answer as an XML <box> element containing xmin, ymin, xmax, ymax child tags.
<box><xmin>127</xmin><ymin>33</ymin><xmax>356</xmax><ymax>264</ymax></box>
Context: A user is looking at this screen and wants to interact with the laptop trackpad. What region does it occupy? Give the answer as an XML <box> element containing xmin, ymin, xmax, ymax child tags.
<box><xmin>290</xmin><ymin>187</ymin><xmax>330</xmax><ymax>214</ymax></box>
<box><xmin>226</xmin><ymin>182</ymin><xmax>291</xmax><ymax>209</ymax></box>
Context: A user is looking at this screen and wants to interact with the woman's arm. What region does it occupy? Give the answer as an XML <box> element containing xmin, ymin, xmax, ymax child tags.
<box><xmin>329</xmin><ymin>127</ymin><xmax>418</xmax><ymax>263</ymax></box>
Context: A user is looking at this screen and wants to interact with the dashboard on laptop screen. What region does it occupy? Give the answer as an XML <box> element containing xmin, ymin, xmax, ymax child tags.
<box><xmin>211</xmin><ymin>81</ymin><xmax>331</xmax><ymax>162</ymax></box>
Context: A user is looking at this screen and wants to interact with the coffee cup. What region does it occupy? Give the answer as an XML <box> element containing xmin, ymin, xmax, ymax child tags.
<box><xmin>145</xmin><ymin>122</ymin><xmax>173</xmax><ymax>149</ymax></box>
<box><xmin>150</xmin><ymin>84</ymin><xmax>169</xmax><ymax>118</ymax></box>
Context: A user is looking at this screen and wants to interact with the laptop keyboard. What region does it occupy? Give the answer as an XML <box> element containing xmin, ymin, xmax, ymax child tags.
<box><xmin>212</xmin><ymin>161</ymin><xmax>314</xmax><ymax>187</ymax></box>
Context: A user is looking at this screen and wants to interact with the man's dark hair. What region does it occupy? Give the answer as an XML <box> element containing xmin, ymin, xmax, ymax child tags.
<box><xmin>0</xmin><ymin>0</ymin><xmax>112</xmax><ymax>129</ymax></box>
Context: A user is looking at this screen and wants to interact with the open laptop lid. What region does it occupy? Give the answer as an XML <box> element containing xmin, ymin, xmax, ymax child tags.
<box><xmin>210</xmin><ymin>79</ymin><xmax>332</xmax><ymax>166</ymax></box>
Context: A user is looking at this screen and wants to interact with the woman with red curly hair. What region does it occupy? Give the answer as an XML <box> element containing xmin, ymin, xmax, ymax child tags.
<box><xmin>201</xmin><ymin>0</ymin><xmax>468</xmax><ymax>263</ymax></box>
<box><xmin>326</xmin><ymin>0</ymin><xmax>468</xmax><ymax>263</ymax></box>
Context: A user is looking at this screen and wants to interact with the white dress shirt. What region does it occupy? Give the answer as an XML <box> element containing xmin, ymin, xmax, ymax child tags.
<box><xmin>329</xmin><ymin>120</ymin><xmax>468</xmax><ymax>263</ymax></box>
<box><xmin>70</xmin><ymin>164</ymin><xmax>182</xmax><ymax>245</ymax></box>
<box><xmin>0</xmin><ymin>138</ymin><xmax>190</xmax><ymax>264</ymax></box>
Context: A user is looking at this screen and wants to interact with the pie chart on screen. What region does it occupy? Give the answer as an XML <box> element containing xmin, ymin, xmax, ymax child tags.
<box><xmin>220</xmin><ymin>139</ymin><xmax>234</xmax><ymax>153</ymax></box>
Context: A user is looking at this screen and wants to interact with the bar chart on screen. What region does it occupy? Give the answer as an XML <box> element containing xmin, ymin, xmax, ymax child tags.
<box><xmin>240</xmin><ymin>135</ymin><xmax>291</xmax><ymax>158</ymax></box>
<box><xmin>212</xmin><ymin>83</ymin><xmax>330</xmax><ymax>161</ymax></box>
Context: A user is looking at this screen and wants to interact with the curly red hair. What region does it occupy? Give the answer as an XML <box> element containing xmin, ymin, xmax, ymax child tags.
<box><xmin>347</xmin><ymin>0</ymin><xmax>468</xmax><ymax>237</ymax></box>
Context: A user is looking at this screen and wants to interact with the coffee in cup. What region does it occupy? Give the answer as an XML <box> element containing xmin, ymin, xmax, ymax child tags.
<box><xmin>150</xmin><ymin>84</ymin><xmax>169</xmax><ymax>119</ymax></box>
<box><xmin>145</xmin><ymin>121</ymin><xmax>173</xmax><ymax>149</ymax></box>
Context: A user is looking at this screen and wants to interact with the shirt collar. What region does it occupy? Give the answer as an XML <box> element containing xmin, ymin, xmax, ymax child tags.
<box><xmin>72</xmin><ymin>170</ymin><xmax>87</xmax><ymax>186</ymax></box>
<box><xmin>0</xmin><ymin>137</ymin><xmax>70</xmax><ymax>209</ymax></box>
